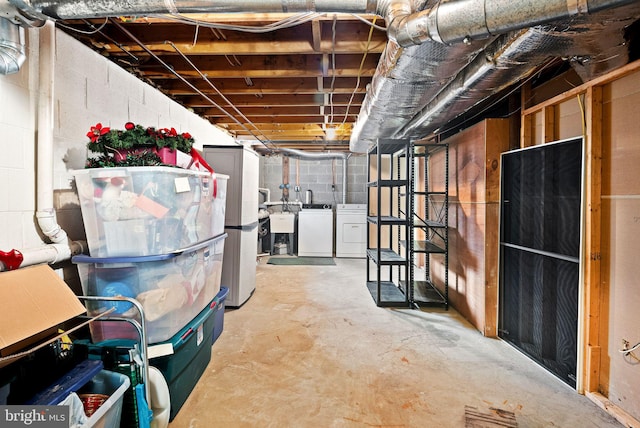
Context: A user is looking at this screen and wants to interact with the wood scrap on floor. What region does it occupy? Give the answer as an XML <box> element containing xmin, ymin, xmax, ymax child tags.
<box><xmin>465</xmin><ymin>406</ymin><xmax>518</xmax><ymax>427</ymax></box>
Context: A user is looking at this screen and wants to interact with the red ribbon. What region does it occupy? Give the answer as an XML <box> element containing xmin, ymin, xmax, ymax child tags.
<box><xmin>191</xmin><ymin>148</ymin><xmax>217</xmax><ymax>198</ymax></box>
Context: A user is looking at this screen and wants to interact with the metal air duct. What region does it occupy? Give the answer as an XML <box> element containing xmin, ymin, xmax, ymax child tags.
<box><xmin>277</xmin><ymin>147</ymin><xmax>349</xmax><ymax>203</ymax></box>
<box><xmin>350</xmin><ymin>0</ymin><xmax>640</xmax><ymax>152</ymax></box>
<box><xmin>0</xmin><ymin>17</ymin><xmax>25</xmax><ymax>75</ymax></box>
<box><xmin>389</xmin><ymin>0</ymin><xmax>638</xmax><ymax>46</ymax></box>
<box><xmin>7</xmin><ymin>0</ymin><xmax>386</xmax><ymax>20</ymax></box>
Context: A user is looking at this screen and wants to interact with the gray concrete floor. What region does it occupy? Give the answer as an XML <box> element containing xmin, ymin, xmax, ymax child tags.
<box><xmin>168</xmin><ymin>258</ymin><xmax>621</xmax><ymax>427</ymax></box>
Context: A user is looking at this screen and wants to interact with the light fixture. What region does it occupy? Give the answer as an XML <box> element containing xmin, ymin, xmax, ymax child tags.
<box><xmin>325</xmin><ymin>127</ymin><xmax>336</xmax><ymax>140</ymax></box>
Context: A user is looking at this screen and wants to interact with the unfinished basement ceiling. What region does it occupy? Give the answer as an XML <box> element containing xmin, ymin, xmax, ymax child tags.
<box><xmin>47</xmin><ymin>2</ymin><xmax>640</xmax><ymax>153</ymax></box>
<box><xmin>57</xmin><ymin>13</ymin><xmax>386</xmax><ymax>152</ymax></box>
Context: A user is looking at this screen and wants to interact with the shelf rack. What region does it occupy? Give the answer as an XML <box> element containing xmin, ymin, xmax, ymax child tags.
<box><xmin>408</xmin><ymin>142</ymin><xmax>449</xmax><ymax>309</ymax></box>
<box><xmin>366</xmin><ymin>138</ymin><xmax>411</xmax><ymax>307</ymax></box>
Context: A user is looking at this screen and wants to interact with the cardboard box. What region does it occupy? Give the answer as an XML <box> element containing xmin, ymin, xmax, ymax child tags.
<box><xmin>0</xmin><ymin>265</ymin><xmax>86</xmax><ymax>360</ymax></box>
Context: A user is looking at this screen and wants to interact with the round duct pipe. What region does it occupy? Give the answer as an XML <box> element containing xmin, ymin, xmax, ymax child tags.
<box><xmin>277</xmin><ymin>148</ymin><xmax>349</xmax><ymax>204</ymax></box>
<box><xmin>0</xmin><ymin>17</ymin><xmax>26</xmax><ymax>75</ymax></box>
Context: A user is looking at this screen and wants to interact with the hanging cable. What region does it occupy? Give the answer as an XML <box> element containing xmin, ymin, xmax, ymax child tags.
<box><xmin>60</xmin><ymin>19</ymin><xmax>140</xmax><ymax>63</ymax></box>
<box><xmin>110</xmin><ymin>19</ymin><xmax>273</xmax><ymax>150</ymax></box>
<box><xmin>165</xmin><ymin>40</ymin><xmax>273</xmax><ymax>146</ymax></box>
<box><xmin>348</xmin><ymin>14</ymin><xmax>387</xmax><ymax>32</ymax></box>
<box><xmin>154</xmin><ymin>12</ymin><xmax>323</xmax><ymax>33</ymax></box>
<box><xmin>339</xmin><ymin>16</ymin><xmax>377</xmax><ymax>136</ymax></box>
<box><xmin>57</xmin><ymin>17</ymin><xmax>109</xmax><ymax>34</ymax></box>
<box><xmin>328</xmin><ymin>14</ymin><xmax>337</xmax><ymax>125</ymax></box>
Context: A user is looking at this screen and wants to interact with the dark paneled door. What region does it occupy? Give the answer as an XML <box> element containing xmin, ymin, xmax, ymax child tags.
<box><xmin>499</xmin><ymin>138</ymin><xmax>583</xmax><ymax>387</ymax></box>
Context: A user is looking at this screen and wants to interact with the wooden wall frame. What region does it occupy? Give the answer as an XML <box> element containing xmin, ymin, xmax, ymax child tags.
<box><xmin>520</xmin><ymin>59</ymin><xmax>640</xmax><ymax>427</ymax></box>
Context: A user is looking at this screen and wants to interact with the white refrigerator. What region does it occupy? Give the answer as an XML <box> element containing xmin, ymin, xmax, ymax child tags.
<box><xmin>203</xmin><ymin>145</ymin><xmax>259</xmax><ymax>308</ymax></box>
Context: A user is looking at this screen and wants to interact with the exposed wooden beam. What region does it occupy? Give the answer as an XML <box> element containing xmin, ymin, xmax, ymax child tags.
<box><xmin>155</xmin><ymin>76</ymin><xmax>370</xmax><ymax>95</ymax></box>
<box><xmin>209</xmin><ymin>115</ymin><xmax>357</xmax><ymax>125</ymax></box>
<box><xmin>136</xmin><ymin>53</ymin><xmax>379</xmax><ymax>79</ymax></box>
<box><xmin>181</xmin><ymin>93</ymin><xmax>365</xmax><ymax>107</ymax></box>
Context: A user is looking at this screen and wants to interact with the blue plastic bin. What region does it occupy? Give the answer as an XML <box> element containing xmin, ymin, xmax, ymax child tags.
<box><xmin>212</xmin><ymin>286</ymin><xmax>229</xmax><ymax>344</ymax></box>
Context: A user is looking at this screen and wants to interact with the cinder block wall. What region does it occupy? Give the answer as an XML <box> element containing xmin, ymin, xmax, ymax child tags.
<box><xmin>0</xmin><ymin>28</ymin><xmax>233</xmax><ymax>253</ymax></box>
<box><xmin>259</xmin><ymin>154</ymin><xmax>367</xmax><ymax>207</ymax></box>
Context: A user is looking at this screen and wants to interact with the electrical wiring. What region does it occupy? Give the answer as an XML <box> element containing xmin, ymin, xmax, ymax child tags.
<box><xmin>110</xmin><ymin>19</ymin><xmax>274</xmax><ymax>151</ymax></box>
<box><xmin>349</xmin><ymin>14</ymin><xmax>387</xmax><ymax>32</ymax></box>
<box><xmin>619</xmin><ymin>341</ymin><xmax>640</xmax><ymax>363</ymax></box>
<box><xmin>68</xmin><ymin>19</ymin><xmax>140</xmax><ymax>63</ymax></box>
<box><xmin>328</xmin><ymin>15</ymin><xmax>337</xmax><ymax>126</ymax></box>
<box><xmin>339</xmin><ymin>16</ymin><xmax>377</xmax><ymax>132</ymax></box>
<box><xmin>57</xmin><ymin>17</ymin><xmax>109</xmax><ymax>34</ymax></box>
<box><xmin>619</xmin><ymin>341</ymin><xmax>640</xmax><ymax>354</ymax></box>
<box><xmin>165</xmin><ymin>40</ymin><xmax>273</xmax><ymax>146</ymax></box>
<box><xmin>577</xmin><ymin>93</ymin><xmax>587</xmax><ymax>138</ymax></box>
<box><xmin>152</xmin><ymin>12</ymin><xmax>323</xmax><ymax>33</ymax></box>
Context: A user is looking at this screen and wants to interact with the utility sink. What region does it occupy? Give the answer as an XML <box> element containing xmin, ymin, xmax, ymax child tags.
<box><xmin>270</xmin><ymin>213</ymin><xmax>295</xmax><ymax>233</ymax></box>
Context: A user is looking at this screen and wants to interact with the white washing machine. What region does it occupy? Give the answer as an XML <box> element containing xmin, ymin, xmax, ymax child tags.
<box><xmin>297</xmin><ymin>205</ymin><xmax>334</xmax><ymax>257</ymax></box>
<box><xmin>336</xmin><ymin>204</ymin><xmax>367</xmax><ymax>258</ymax></box>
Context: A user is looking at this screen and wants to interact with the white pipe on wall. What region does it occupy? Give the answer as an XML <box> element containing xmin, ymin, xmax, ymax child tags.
<box><xmin>0</xmin><ymin>21</ymin><xmax>84</xmax><ymax>271</ymax></box>
<box><xmin>34</xmin><ymin>21</ymin><xmax>84</xmax><ymax>264</ymax></box>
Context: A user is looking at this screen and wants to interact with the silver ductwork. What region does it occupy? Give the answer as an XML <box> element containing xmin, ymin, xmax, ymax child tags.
<box><xmin>3</xmin><ymin>0</ymin><xmax>639</xmax><ymax>151</ymax></box>
<box><xmin>389</xmin><ymin>0</ymin><xmax>638</xmax><ymax>46</ymax></box>
<box><xmin>398</xmin><ymin>3</ymin><xmax>640</xmax><ymax>139</ymax></box>
<box><xmin>0</xmin><ymin>17</ymin><xmax>25</xmax><ymax>74</ymax></box>
<box><xmin>8</xmin><ymin>0</ymin><xmax>380</xmax><ymax>20</ymax></box>
<box><xmin>277</xmin><ymin>147</ymin><xmax>349</xmax><ymax>203</ymax></box>
<box><xmin>278</xmin><ymin>147</ymin><xmax>349</xmax><ymax>160</ymax></box>
<box><xmin>350</xmin><ymin>0</ymin><xmax>640</xmax><ymax>152</ymax></box>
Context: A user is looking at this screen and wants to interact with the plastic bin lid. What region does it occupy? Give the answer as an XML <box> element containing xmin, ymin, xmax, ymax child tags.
<box><xmin>72</xmin><ymin>233</ymin><xmax>227</xmax><ymax>264</ymax></box>
<box><xmin>151</xmin><ymin>292</ymin><xmax>225</xmax><ymax>350</ymax></box>
<box><xmin>25</xmin><ymin>360</ymin><xmax>104</xmax><ymax>405</ymax></box>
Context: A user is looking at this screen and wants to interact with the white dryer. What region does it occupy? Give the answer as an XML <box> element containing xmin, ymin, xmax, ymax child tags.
<box><xmin>335</xmin><ymin>204</ymin><xmax>367</xmax><ymax>258</ymax></box>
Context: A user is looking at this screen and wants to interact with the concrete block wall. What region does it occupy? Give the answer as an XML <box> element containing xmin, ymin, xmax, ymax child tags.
<box><xmin>0</xmin><ymin>27</ymin><xmax>234</xmax><ymax>254</ymax></box>
<box><xmin>259</xmin><ymin>154</ymin><xmax>367</xmax><ymax>207</ymax></box>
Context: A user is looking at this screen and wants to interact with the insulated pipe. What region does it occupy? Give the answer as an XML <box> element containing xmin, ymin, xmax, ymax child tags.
<box><xmin>389</xmin><ymin>0</ymin><xmax>638</xmax><ymax>46</ymax></box>
<box><xmin>8</xmin><ymin>0</ymin><xmax>379</xmax><ymax>20</ymax></box>
<box><xmin>0</xmin><ymin>17</ymin><xmax>26</xmax><ymax>75</ymax></box>
<box><xmin>277</xmin><ymin>148</ymin><xmax>349</xmax><ymax>204</ymax></box>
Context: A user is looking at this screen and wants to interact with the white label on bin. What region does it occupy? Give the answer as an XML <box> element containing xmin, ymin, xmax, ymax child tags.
<box><xmin>197</xmin><ymin>324</ymin><xmax>204</xmax><ymax>346</ymax></box>
<box><xmin>174</xmin><ymin>176</ymin><xmax>191</xmax><ymax>193</ymax></box>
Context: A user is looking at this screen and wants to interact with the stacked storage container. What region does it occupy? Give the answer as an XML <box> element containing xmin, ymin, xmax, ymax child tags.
<box><xmin>72</xmin><ymin>166</ymin><xmax>229</xmax><ymax>423</ymax></box>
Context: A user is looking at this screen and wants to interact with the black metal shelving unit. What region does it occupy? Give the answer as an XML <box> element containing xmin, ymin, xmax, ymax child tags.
<box><xmin>366</xmin><ymin>138</ymin><xmax>411</xmax><ymax>307</ymax></box>
<box><xmin>406</xmin><ymin>142</ymin><xmax>449</xmax><ymax>309</ymax></box>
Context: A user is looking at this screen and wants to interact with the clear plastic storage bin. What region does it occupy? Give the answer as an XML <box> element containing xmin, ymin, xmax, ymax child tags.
<box><xmin>77</xmin><ymin>370</ymin><xmax>130</xmax><ymax>428</ymax></box>
<box><xmin>73</xmin><ymin>234</ymin><xmax>226</xmax><ymax>344</ymax></box>
<box><xmin>73</xmin><ymin>166</ymin><xmax>218</xmax><ymax>257</ymax></box>
<box><xmin>211</xmin><ymin>174</ymin><xmax>228</xmax><ymax>237</ymax></box>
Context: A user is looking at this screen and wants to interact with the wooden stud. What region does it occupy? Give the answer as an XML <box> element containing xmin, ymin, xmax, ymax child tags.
<box><xmin>586</xmin><ymin>392</ymin><xmax>640</xmax><ymax>428</ymax></box>
<box><xmin>583</xmin><ymin>85</ymin><xmax>603</xmax><ymax>393</ymax></box>
<box><xmin>522</xmin><ymin>58</ymin><xmax>640</xmax><ymax>117</ymax></box>
<box><xmin>520</xmin><ymin>81</ymin><xmax>533</xmax><ymax>148</ymax></box>
<box><xmin>543</xmin><ymin>104</ymin><xmax>557</xmax><ymax>143</ymax></box>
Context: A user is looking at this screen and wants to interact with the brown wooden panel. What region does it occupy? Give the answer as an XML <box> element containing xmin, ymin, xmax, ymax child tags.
<box><xmin>485</xmin><ymin>119</ymin><xmax>510</xmax><ymax>202</ymax></box>
<box><xmin>429</xmin><ymin>119</ymin><xmax>510</xmax><ymax>335</ymax></box>
<box><xmin>447</xmin><ymin>201</ymin><xmax>487</xmax><ymax>332</ymax></box>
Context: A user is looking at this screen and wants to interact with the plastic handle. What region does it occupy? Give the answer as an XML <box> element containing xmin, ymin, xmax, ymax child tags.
<box><xmin>191</xmin><ymin>148</ymin><xmax>217</xmax><ymax>198</ymax></box>
<box><xmin>180</xmin><ymin>328</ymin><xmax>194</xmax><ymax>342</ymax></box>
